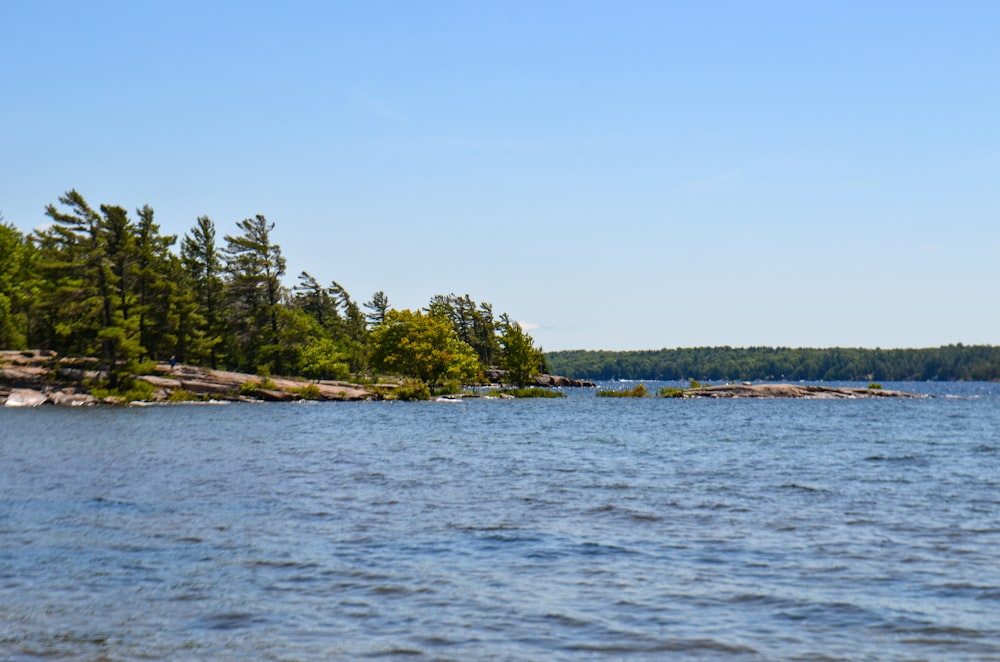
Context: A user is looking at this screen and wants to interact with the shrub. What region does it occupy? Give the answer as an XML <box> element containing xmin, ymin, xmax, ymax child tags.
<box><xmin>659</xmin><ymin>387</ymin><xmax>686</xmax><ymax>398</ymax></box>
<box><xmin>391</xmin><ymin>378</ymin><xmax>431</xmax><ymax>401</ymax></box>
<box><xmin>239</xmin><ymin>380</ymin><xmax>263</xmax><ymax>397</ymax></box>
<box><xmin>90</xmin><ymin>378</ymin><xmax>156</xmax><ymax>403</ymax></box>
<box><xmin>167</xmin><ymin>388</ymin><xmax>203</xmax><ymax>402</ymax></box>
<box><xmin>292</xmin><ymin>383</ymin><xmax>322</xmax><ymax>400</ymax></box>
<box><xmin>597</xmin><ymin>384</ymin><xmax>649</xmax><ymax>398</ymax></box>
<box><xmin>868</xmin><ymin>382</ymin><xmax>883</xmax><ymax>390</ymax></box>
<box><xmin>497</xmin><ymin>387</ymin><xmax>566</xmax><ymax>398</ymax></box>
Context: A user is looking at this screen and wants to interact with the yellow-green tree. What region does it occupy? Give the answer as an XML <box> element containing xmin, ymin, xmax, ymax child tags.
<box><xmin>499</xmin><ymin>315</ymin><xmax>544</xmax><ymax>386</ymax></box>
<box><xmin>369</xmin><ymin>309</ymin><xmax>479</xmax><ymax>386</ymax></box>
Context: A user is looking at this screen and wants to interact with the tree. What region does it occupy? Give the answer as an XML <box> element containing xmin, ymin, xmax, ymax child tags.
<box><xmin>35</xmin><ymin>191</ymin><xmax>143</xmax><ymax>386</ymax></box>
<box><xmin>0</xmin><ymin>218</ymin><xmax>36</xmax><ymax>348</ymax></box>
<box><xmin>427</xmin><ymin>293</ymin><xmax>500</xmax><ymax>367</ymax></box>
<box><xmin>293</xmin><ymin>271</ymin><xmax>339</xmax><ymax>331</ymax></box>
<box><xmin>132</xmin><ymin>205</ymin><xmax>179</xmax><ymax>359</ymax></box>
<box><xmin>222</xmin><ymin>215</ymin><xmax>286</xmax><ymax>371</ymax></box>
<box><xmin>369</xmin><ymin>309</ymin><xmax>480</xmax><ymax>386</ymax></box>
<box><xmin>181</xmin><ymin>215</ymin><xmax>225</xmax><ymax>367</ymax></box>
<box><xmin>498</xmin><ymin>315</ymin><xmax>543</xmax><ymax>386</ymax></box>
<box><xmin>363</xmin><ymin>290</ymin><xmax>390</xmax><ymax>328</ymax></box>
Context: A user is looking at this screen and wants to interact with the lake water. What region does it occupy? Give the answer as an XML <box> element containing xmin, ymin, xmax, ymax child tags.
<box><xmin>2</xmin><ymin>382</ymin><xmax>999</xmax><ymax>660</ymax></box>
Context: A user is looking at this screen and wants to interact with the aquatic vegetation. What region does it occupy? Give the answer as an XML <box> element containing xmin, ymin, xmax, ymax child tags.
<box><xmin>596</xmin><ymin>384</ymin><xmax>649</xmax><ymax>398</ymax></box>
<box><xmin>496</xmin><ymin>387</ymin><xmax>566</xmax><ymax>398</ymax></box>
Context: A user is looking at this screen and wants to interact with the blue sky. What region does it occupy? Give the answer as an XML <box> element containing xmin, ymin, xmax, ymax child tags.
<box><xmin>2</xmin><ymin>1</ymin><xmax>998</xmax><ymax>350</ymax></box>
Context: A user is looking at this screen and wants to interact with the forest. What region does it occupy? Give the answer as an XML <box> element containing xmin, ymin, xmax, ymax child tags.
<box><xmin>0</xmin><ymin>190</ymin><xmax>546</xmax><ymax>392</ymax></box>
<box><xmin>546</xmin><ymin>345</ymin><xmax>1000</xmax><ymax>382</ymax></box>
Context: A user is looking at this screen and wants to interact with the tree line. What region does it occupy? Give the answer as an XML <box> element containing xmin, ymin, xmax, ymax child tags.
<box><xmin>546</xmin><ymin>345</ymin><xmax>1000</xmax><ymax>382</ymax></box>
<box><xmin>0</xmin><ymin>190</ymin><xmax>546</xmax><ymax>389</ymax></box>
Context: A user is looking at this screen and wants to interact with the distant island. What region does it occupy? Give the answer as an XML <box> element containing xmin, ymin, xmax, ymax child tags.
<box><xmin>546</xmin><ymin>345</ymin><xmax>1000</xmax><ymax>382</ymax></box>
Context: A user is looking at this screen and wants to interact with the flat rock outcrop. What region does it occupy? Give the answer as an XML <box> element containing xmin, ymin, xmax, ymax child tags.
<box><xmin>681</xmin><ymin>383</ymin><xmax>918</xmax><ymax>399</ymax></box>
<box><xmin>1</xmin><ymin>350</ymin><xmax>372</xmax><ymax>405</ymax></box>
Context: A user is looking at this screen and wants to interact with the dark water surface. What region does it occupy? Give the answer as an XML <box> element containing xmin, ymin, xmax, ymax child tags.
<box><xmin>2</xmin><ymin>382</ymin><xmax>999</xmax><ymax>660</ymax></box>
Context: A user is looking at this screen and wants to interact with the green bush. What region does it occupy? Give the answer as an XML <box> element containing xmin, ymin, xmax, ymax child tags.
<box><xmin>90</xmin><ymin>378</ymin><xmax>156</xmax><ymax>403</ymax></box>
<box><xmin>292</xmin><ymin>383</ymin><xmax>322</xmax><ymax>400</ymax></box>
<box><xmin>597</xmin><ymin>383</ymin><xmax>649</xmax><ymax>398</ymax></box>
<box><xmin>868</xmin><ymin>382</ymin><xmax>883</xmax><ymax>390</ymax></box>
<box><xmin>167</xmin><ymin>388</ymin><xmax>203</xmax><ymax>402</ymax></box>
<box><xmin>390</xmin><ymin>378</ymin><xmax>431</xmax><ymax>401</ymax></box>
<box><xmin>497</xmin><ymin>387</ymin><xmax>566</xmax><ymax>398</ymax></box>
<box><xmin>239</xmin><ymin>380</ymin><xmax>263</xmax><ymax>397</ymax></box>
<box><xmin>658</xmin><ymin>387</ymin><xmax>686</xmax><ymax>398</ymax></box>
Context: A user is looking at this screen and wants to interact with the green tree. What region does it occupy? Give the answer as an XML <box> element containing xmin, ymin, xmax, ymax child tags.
<box><xmin>0</xmin><ymin>218</ymin><xmax>37</xmax><ymax>348</ymax></box>
<box><xmin>369</xmin><ymin>308</ymin><xmax>479</xmax><ymax>386</ymax></box>
<box><xmin>498</xmin><ymin>315</ymin><xmax>543</xmax><ymax>386</ymax></box>
<box><xmin>181</xmin><ymin>215</ymin><xmax>225</xmax><ymax>367</ymax></box>
<box><xmin>35</xmin><ymin>191</ymin><xmax>143</xmax><ymax>386</ymax></box>
<box><xmin>427</xmin><ymin>293</ymin><xmax>500</xmax><ymax>367</ymax></box>
<box><xmin>131</xmin><ymin>205</ymin><xmax>179</xmax><ymax>360</ymax></box>
<box><xmin>363</xmin><ymin>290</ymin><xmax>390</xmax><ymax>328</ymax></box>
<box><xmin>222</xmin><ymin>215</ymin><xmax>286</xmax><ymax>372</ymax></box>
<box><xmin>293</xmin><ymin>271</ymin><xmax>339</xmax><ymax>331</ymax></box>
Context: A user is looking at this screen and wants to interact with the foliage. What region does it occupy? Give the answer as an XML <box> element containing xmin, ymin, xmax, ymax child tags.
<box><xmin>369</xmin><ymin>309</ymin><xmax>479</xmax><ymax>385</ymax></box>
<box><xmin>498</xmin><ymin>316</ymin><xmax>543</xmax><ymax>387</ymax></box>
<box><xmin>223</xmin><ymin>215</ymin><xmax>286</xmax><ymax>372</ymax></box>
<box><xmin>239</xmin><ymin>380</ymin><xmax>263</xmax><ymax>397</ymax></box>
<box><xmin>0</xmin><ymin>220</ymin><xmax>36</xmax><ymax>348</ymax></box>
<box><xmin>167</xmin><ymin>388</ymin><xmax>204</xmax><ymax>402</ymax></box>
<box><xmin>291</xmin><ymin>383</ymin><xmax>322</xmax><ymax>400</ymax></box>
<box><xmin>496</xmin><ymin>387</ymin><xmax>566</xmax><ymax>398</ymax></box>
<box><xmin>428</xmin><ymin>293</ymin><xmax>500</xmax><ymax>368</ymax></box>
<box><xmin>297</xmin><ymin>336</ymin><xmax>351</xmax><ymax>381</ymax></box>
<box><xmin>868</xmin><ymin>382</ymin><xmax>883</xmax><ymax>390</ymax></box>
<box><xmin>388</xmin><ymin>378</ymin><xmax>432</xmax><ymax>401</ymax></box>
<box><xmin>5</xmin><ymin>190</ymin><xmax>548</xmax><ymax>393</ymax></box>
<box><xmin>658</xmin><ymin>386</ymin><xmax>687</xmax><ymax>398</ymax></box>
<box><xmin>90</xmin><ymin>378</ymin><xmax>155</xmax><ymax>403</ymax></box>
<box><xmin>547</xmin><ymin>345</ymin><xmax>1000</xmax><ymax>382</ymax></box>
<box><xmin>596</xmin><ymin>384</ymin><xmax>650</xmax><ymax>398</ymax></box>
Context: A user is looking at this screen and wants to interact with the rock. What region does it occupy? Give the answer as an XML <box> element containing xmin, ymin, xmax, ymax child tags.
<box><xmin>485</xmin><ymin>368</ymin><xmax>595</xmax><ymax>388</ymax></box>
<box><xmin>259</xmin><ymin>388</ymin><xmax>295</xmax><ymax>402</ymax></box>
<box><xmin>4</xmin><ymin>388</ymin><xmax>49</xmax><ymax>407</ymax></box>
<box><xmin>682</xmin><ymin>384</ymin><xmax>918</xmax><ymax>399</ymax></box>
<box><xmin>48</xmin><ymin>390</ymin><xmax>99</xmax><ymax>406</ymax></box>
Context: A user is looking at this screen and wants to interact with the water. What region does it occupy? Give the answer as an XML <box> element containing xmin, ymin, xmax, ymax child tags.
<box><xmin>2</xmin><ymin>382</ymin><xmax>999</xmax><ymax>660</ymax></box>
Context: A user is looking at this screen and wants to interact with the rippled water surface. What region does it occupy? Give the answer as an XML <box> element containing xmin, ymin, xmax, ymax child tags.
<box><xmin>2</xmin><ymin>382</ymin><xmax>999</xmax><ymax>660</ymax></box>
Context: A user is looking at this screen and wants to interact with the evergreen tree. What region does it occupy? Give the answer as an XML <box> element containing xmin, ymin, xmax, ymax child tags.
<box><xmin>363</xmin><ymin>290</ymin><xmax>390</xmax><ymax>328</ymax></box>
<box><xmin>34</xmin><ymin>191</ymin><xmax>143</xmax><ymax>386</ymax></box>
<box><xmin>222</xmin><ymin>215</ymin><xmax>286</xmax><ymax>372</ymax></box>
<box><xmin>181</xmin><ymin>215</ymin><xmax>225</xmax><ymax>367</ymax></box>
<box><xmin>0</xmin><ymin>218</ymin><xmax>36</xmax><ymax>348</ymax></box>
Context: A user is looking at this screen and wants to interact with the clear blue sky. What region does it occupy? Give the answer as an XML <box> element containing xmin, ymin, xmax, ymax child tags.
<box><xmin>2</xmin><ymin>1</ymin><xmax>998</xmax><ymax>351</ymax></box>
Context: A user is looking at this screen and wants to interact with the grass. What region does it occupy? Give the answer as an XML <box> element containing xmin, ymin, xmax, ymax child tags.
<box><xmin>496</xmin><ymin>387</ymin><xmax>566</xmax><ymax>398</ymax></box>
<box><xmin>596</xmin><ymin>384</ymin><xmax>650</xmax><ymax>398</ymax></box>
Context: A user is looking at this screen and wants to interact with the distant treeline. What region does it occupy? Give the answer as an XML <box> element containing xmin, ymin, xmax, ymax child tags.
<box><xmin>545</xmin><ymin>345</ymin><xmax>1000</xmax><ymax>382</ymax></box>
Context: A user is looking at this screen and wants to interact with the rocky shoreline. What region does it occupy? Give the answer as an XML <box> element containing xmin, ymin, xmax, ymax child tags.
<box><xmin>0</xmin><ymin>350</ymin><xmax>595</xmax><ymax>406</ymax></box>
<box><xmin>679</xmin><ymin>383</ymin><xmax>920</xmax><ymax>399</ymax></box>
